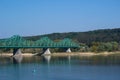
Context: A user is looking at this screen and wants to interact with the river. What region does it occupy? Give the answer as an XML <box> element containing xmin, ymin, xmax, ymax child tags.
<box><xmin>0</xmin><ymin>54</ymin><xmax>120</xmax><ymax>80</ymax></box>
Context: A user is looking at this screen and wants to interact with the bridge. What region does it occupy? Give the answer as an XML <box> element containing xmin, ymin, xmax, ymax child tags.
<box><xmin>0</xmin><ymin>35</ymin><xmax>79</xmax><ymax>56</ymax></box>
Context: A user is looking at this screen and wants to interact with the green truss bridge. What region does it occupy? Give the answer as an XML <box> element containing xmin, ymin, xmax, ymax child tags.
<box><xmin>0</xmin><ymin>35</ymin><xmax>79</xmax><ymax>56</ymax></box>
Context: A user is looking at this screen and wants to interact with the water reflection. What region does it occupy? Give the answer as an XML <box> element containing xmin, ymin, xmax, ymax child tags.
<box><xmin>13</xmin><ymin>53</ymin><xmax>23</xmax><ymax>64</ymax></box>
<box><xmin>0</xmin><ymin>54</ymin><xmax>120</xmax><ymax>66</ymax></box>
<box><xmin>43</xmin><ymin>56</ymin><xmax>51</xmax><ymax>64</ymax></box>
<box><xmin>68</xmin><ymin>56</ymin><xmax>71</xmax><ymax>64</ymax></box>
<box><xmin>13</xmin><ymin>56</ymin><xmax>23</xmax><ymax>64</ymax></box>
<box><xmin>0</xmin><ymin>54</ymin><xmax>120</xmax><ymax>80</ymax></box>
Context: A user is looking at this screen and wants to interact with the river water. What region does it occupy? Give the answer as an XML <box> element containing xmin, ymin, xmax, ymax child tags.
<box><xmin>0</xmin><ymin>54</ymin><xmax>120</xmax><ymax>80</ymax></box>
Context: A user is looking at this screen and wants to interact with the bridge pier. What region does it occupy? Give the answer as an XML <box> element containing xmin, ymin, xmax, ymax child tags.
<box><xmin>66</xmin><ymin>48</ymin><xmax>71</xmax><ymax>53</ymax></box>
<box><xmin>13</xmin><ymin>48</ymin><xmax>22</xmax><ymax>56</ymax></box>
<box><xmin>42</xmin><ymin>48</ymin><xmax>51</xmax><ymax>55</ymax></box>
<box><xmin>12</xmin><ymin>48</ymin><xmax>23</xmax><ymax>63</ymax></box>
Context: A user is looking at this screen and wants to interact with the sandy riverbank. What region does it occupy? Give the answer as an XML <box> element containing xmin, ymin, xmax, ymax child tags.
<box><xmin>0</xmin><ymin>53</ymin><xmax>34</xmax><ymax>57</ymax></box>
<box><xmin>0</xmin><ymin>52</ymin><xmax>120</xmax><ymax>57</ymax></box>
<box><xmin>47</xmin><ymin>51</ymin><xmax>120</xmax><ymax>57</ymax></box>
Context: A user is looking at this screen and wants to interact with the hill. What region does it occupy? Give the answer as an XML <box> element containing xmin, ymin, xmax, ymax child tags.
<box><xmin>25</xmin><ymin>28</ymin><xmax>120</xmax><ymax>45</ymax></box>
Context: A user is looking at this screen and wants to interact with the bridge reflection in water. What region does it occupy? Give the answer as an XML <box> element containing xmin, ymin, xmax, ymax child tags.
<box><xmin>0</xmin><ymin>55</ymin><xmax>120</xmax><ymax>80</ymax></box>
<box><xmin>1</xmin><ymin>55</ymin><xmax>120</xmax><ymax>66</ymax></box>
<box><xmin>13</xmin><ymin>55</ymin><xmax>72</xmax><ymax>65</ymax></box>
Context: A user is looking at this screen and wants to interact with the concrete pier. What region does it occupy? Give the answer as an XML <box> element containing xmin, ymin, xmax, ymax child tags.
<box><xmin>42</xmin><ymin>48</ymin><xmax>51</xmax><ymax>54</ymax></box>
<box><xmin>13</xmin><ymin>48</ymin><xmax>23</xmax><ymax>63</ymax></box>
<box><xmin>13</xmin><ymin>48</ymin><xmax>22</xmax><ymax>56</ymax></box>
<box><xmin>66</xmin><ymin>48</ymin><xmax>71</xmax><ymax>53</ymax></box>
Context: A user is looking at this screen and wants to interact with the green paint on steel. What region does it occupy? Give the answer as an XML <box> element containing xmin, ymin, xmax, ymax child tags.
<box><xmin>0</xmin><ymin>35</ymin><xmax>79</xmax><ymax>48</ymax></box>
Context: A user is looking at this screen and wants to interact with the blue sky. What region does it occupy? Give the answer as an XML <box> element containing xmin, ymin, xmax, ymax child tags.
<box><xmin>0</xmin><ymin>0</ymin><xmax>120</xmax><ymax>38</ymax></box>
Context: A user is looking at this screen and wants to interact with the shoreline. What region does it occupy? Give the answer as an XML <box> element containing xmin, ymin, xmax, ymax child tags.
<box><xmin>48</xmin><ymin>51</ymin><xmax>120</xmax><ymax>57</ymax></box>
<box><xmin>0</xmin><ymin>51</ymin><xmax>120</xmax><ymax>57</ymax></box>
<box><xmin>0</xmin><ymin>53</ymin><xmax>34</xmax><ymax>57</ymax></box>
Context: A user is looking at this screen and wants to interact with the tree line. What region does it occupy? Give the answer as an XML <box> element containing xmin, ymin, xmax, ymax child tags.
<box><xmin>23</xmin><ymin>28</ymin><xmax>120</xmax><ymax>52</ymax></box>
<box><xmin>25</xmin><ymin>28</ymin><xmax>120</xmax><ymax>45</ymax></box>
<box><xmin>1</xmin><ymin>28</ymin><xmax>120</xmax><ymax>53</ymax></box>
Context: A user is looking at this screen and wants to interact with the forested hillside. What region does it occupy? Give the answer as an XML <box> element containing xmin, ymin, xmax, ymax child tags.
<box><xmin>25</xmin><ymin>28</ymin><xmax>120</xmax><ymax>45</ymax></box>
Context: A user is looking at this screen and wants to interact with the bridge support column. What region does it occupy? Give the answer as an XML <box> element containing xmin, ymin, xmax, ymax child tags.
<box><xmin>42</xmin><ymin>48</ymin><xmax>51</xmax><ymax>55</ymax></box>
<box><xmin>13</xmin><ymin>48</ymin><xmax>22</xmax><ymax>56</ymax></box>
<box><xmin>66</xmin><ymin>48</ymin><xmax>71</xmax><ymax>53</ymax></box>
<box><xmin>13</xmin><ymin>48</ymin><xmax>23</xmax><ymax>62</ymax></box>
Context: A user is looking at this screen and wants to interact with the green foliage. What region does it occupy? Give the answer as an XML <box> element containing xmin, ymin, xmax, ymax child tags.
<box><xmin>24</xmin><ymin>28</ymin><xmax>120</xmax><ymax>46</ymax></box>
<box><xmin>90</xmin><ymin>42</ymin><xmax>119</xmax><ymax>52</ymax></box>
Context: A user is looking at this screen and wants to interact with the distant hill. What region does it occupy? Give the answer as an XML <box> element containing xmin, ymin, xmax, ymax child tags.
<box><xmin>24</xmin><ymin>28</ymin><xmax>120</xmax><ymax>45</ymax></box>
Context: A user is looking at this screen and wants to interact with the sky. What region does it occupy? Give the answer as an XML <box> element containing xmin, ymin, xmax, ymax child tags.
<box><xmin>0</xmin><ymin>0</ymin><xmax>120</xmax><ymax>38</ymax></box>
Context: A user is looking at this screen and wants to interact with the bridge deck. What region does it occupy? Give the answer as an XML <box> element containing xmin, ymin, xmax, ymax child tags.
<box><xmin>0</xmin><ymin>46</ymin><xmax>79</xmax><ymax>48</ymax></box>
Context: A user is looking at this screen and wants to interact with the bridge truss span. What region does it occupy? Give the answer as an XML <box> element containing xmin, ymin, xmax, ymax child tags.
<box><xmin>0</xmin><ymin>35</ymin><xmax>79</xmax><ymax>55</ymax></box>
